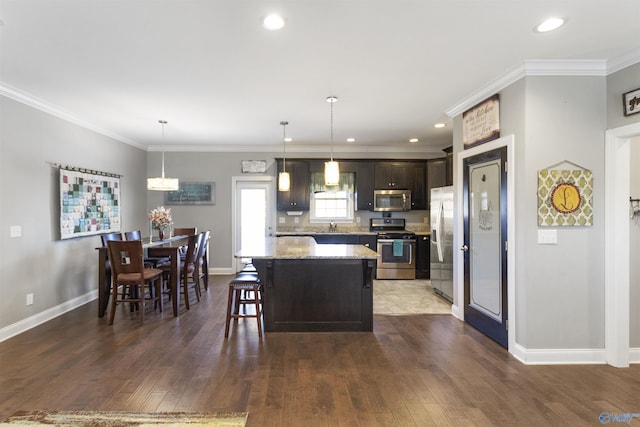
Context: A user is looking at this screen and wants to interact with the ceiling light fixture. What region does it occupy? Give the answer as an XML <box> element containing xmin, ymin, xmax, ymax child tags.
<box><xmin>147</xmin><ymin>120</ymin><xmax>179</xmax><ymax>191</ymax></box>
<box><xmin>434</xmin><ymin>123</ymin><xmax>446</xmax><ymax>128</ymax></box>
<box><xmin>325</xmin><ymin>96</ymin><xmax>340</xmax><ymax>186</ymax></box>
<box><xmin>346</xmin><ymin>138</ymin><xmax>355</xmax><ymax>143</ymax></box>
<box><xmin>535</xmin><ymin>17</ymin><xmax>565</xmax><ymax>33</ymax></box>
<box><xmin>263</xmin><ymin>14</ymin><xmax>285</xmax><ymax>31</ymax></box>
<box><xmin>278</xmin><ymin>121</ymin><xmax>291</xmax><ymax>192</ymax></box>
<box><xmin>409</xmin><ymin>138</ymin><xmax>419</xmax><ymax>143</ymax></box>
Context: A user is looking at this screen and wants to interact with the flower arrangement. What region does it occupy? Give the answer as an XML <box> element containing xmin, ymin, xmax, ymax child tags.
<box><xmin>148</xmin><ymin>206</ymin><xmax>172</xmax><ymax>230</ymax></box>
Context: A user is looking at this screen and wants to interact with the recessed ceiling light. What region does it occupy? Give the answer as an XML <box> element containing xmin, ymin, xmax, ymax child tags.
<box><xmin>434</xmin><ymin>123</ymin><xmax>446</xmax><ymax>128</ymax></box>
<box><xmin>263</xmin><ymin>14</ymin><xmax>285</xmax><ymax>31</ymax></box>
<box><xmin>535</xmin><ymin>17</ymin><xmax>565</xmax><ymax>33</ymax></box>
<box><xmin>284</xmin><ymin>137</ymin><xmax>292</xmax><ymax>142</ymax></box>
<box><xmin>409</xmin><ymin>138</ymin><xmax>419</xmax><ymax>143</ymax></box>
<box><xmin>346</xmin><ymin>138</ymin><xmax>355</xmax><ymax>142</ymax></box>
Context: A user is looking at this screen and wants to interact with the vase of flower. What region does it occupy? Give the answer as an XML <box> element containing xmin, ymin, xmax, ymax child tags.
<box><xmin>149</xmin><ymin>206</ymin><xmax>172</xmax><ymax>241</ymax></box>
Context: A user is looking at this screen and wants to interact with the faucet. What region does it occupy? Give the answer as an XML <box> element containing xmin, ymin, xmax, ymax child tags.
<box><xmin>329</xmin><ymin>221</ymin><xmax>337</xmax><ymax>232</ymax></box>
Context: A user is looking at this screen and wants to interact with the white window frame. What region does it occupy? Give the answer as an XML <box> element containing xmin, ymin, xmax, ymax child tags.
<box><xmin>309</xmin><ymin>190</ymin><xmax>355</xmax><ymax>223</ymax></box>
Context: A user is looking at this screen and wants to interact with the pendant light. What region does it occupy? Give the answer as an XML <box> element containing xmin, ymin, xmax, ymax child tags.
<box><xmin>147</xmin><ymin>120</ymin><xmax>179</xmax><ymax>191</ymax></box>
<box><xmin>278</xmin><ymin>120</ymin><xmax>291</xmax><ymax>192</ymax></box>
<box><xmin>324</xmin><ymin>96</ymin><xmax>340</xmax><ymax>186</ymax></box>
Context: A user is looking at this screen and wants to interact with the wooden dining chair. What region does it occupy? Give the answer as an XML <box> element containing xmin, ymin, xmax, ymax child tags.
<box><xmin>106</xmin><ymin>240</ymin><xmax>164</xmax><ymax>325</ymax></box>
<box><xmin>195</xmin><ymin>230</ymin><xmax>210</xmax><ymax>291</ymax></box>
<box><xmin>124</xmin><ymin>230</ymin><xmax>170</xmax><ymax>267</ymax></box>
<box><xmin>158</xmin><ymin>233</ymin><xmax>200</xmax><ymax>310</ymax></box>
<box><xmin>173</xmin><ymin>227</ymin><xmax>197</xmax><ymax>237</ymax></box>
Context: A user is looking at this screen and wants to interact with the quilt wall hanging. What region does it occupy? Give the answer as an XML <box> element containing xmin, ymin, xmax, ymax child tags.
<box><xmin>537</xmin><ymin>160</ymin><xmax>593</xmax><ymax>227</ymax></box>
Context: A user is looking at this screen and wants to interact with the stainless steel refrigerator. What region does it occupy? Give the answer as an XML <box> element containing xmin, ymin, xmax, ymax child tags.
<box><xmin>430</xmin><ymin>186</ymin><xmax>454</xmax><ymax>302</ymax></box>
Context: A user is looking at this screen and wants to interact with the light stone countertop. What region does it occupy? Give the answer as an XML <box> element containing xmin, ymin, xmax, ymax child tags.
<box><xmin>235</xmin><ymin>236</ymin><xmax>378</xmax><ymax>260</ymax></box>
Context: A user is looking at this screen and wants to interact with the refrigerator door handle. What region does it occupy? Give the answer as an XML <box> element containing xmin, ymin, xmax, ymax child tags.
<box><xmin>436</xmin><ymin>202</ymin><xmax>444</xmax><ymax>262</ymax></box>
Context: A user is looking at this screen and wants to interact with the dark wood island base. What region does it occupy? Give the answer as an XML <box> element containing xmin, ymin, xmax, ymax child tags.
<box><xmin>253</xmin><ymin>258</ymin><xmax>375</xmax><ymax>332</ymax></box>
<box><xmin>235</xmin><ymin>236</ymin><xmax>378</xmax><ymax>333</ymax></box>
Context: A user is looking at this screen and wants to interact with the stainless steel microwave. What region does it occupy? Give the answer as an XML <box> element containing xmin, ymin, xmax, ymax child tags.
<box><xmin>373</xmin><ymin>189</ymin><xmax>411</xmax><ymax>212</ymax></box>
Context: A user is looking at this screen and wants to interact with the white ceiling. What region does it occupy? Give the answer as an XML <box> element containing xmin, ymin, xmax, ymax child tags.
<box><xmin>1</xmin><ymin>1</ymin><xmax>639</xmax><ymax>154</ymax></box>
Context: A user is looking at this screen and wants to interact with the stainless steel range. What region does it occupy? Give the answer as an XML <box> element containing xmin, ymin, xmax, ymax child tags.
<box><xmin>370</xmin><ymin>218</ymin><xmax>416</xmax><ymax>280</ymax></box>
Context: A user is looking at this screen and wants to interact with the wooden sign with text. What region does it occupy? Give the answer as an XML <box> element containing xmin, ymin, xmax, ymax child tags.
<box><xmin>463</xmin><ymin>94</ymin><xmax>500</xmax><ymax>149</ymax></box>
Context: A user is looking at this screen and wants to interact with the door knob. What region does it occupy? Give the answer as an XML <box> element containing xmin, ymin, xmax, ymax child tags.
<box><xmin>461</xmin><ymin>245</ymin><xmax>469</xmax><ymax>252</ymax></box>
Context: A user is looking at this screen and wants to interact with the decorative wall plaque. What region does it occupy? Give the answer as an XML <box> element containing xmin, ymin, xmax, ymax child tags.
<box><xmin>537</xmin><ymin>161</ymin><xmax>593</xmax><ymax>227</ymax></box>
<box><xmin>241</xmin><ymin>160</ymin><xmax>267</xmax><ymax>173</ymax></box>
<box><xmin>463</xmin><ymin>94</ymin><xmax>500</xmax><ymax>149</ymax></box>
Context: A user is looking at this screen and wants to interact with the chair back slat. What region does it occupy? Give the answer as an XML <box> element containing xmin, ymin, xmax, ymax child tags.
<box><xmin>124</xmin><ymin>230</ymin><xmax>142</xmax><ymax>241</ymax></box>
<box><xmin>174</xmin><ymin>227</ymin><xmax>197</xmax><ymax>236</ymax></box>
<box><xmin>101</xmin><ymin>232</ymin><xmax>122</xmax><ymax>247</ymax></box>
<box><xmin>107</xmin><ymin>240</ymin><xmax>145</xmax><ymax>277</ymax></box>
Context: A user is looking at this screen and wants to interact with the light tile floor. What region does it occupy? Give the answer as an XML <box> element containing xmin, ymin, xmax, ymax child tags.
<box><xmin>373</xmin><ymin>279</ymin><xmax>452</xmax><ymax>315</ymax></box>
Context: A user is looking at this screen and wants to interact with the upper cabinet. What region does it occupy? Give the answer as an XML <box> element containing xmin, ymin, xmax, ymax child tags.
<box><xmin>374</xmin><ymin>161</ymin><xmax>411</xmax><ymax>189</ymax></box>
<box><xmin>426</xmin><ymin>147</ymin><xmax>453</xmax><ymax>206</ymax></box>
<box><xmin>276</xmin><ymin>159</ymin><xmax>310</xmax><ymax>211</ymax></box>
<box><xmin>374</xmin><ymin>161</ymin><xmax>427</xmax><ymax>210</ymax></box>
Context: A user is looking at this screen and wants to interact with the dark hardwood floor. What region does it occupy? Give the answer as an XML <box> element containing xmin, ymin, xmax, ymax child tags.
<box><xmin>1</xmin><ymin>275</ymin><xmax>639</xmax><ymax>426</ymax></box>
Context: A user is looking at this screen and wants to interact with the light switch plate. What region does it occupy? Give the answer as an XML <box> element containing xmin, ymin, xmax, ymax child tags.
<box><xmin>10</xmin><ymin>225</ymin><xmax>21</xmax><ymax>238</ymax></box>
<box><xmin>538</xmin><ymin>229</ymin><xmax>557</xmax><ymax>244</ymax></box>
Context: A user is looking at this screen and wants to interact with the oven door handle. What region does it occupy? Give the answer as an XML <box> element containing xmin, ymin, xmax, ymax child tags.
<box><xmin>377</xmin><ymin>239</ymin><xmax>417</xmax><ymax>243</ymax></box>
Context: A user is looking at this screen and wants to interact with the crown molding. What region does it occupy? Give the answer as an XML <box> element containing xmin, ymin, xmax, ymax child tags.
<box><xmin>0</xmin><ymin>82</ymin><xmax>144</xmax><ymax>150</ymax></box>
<box><xmin>607</xmin><ymin>48</ymin><xmax>640</xmax><ymax>75</ymax></box>
<box><xmin>149</xmin><ymin>144</ymin><xmax>447</xmax><ymax>155</ymax></box>
<box><xmin>445</xmin><ymin>57</ymin><xmax>630</xmax><ymax>118</ymax></box>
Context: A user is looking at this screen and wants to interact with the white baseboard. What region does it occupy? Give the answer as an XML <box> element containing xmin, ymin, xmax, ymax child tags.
<box><xmin>512</xmin><ymin>342</ymin><xmax>607</xmax><ymax>365</ymax></box>
<box><xmin>208</xmin><ymin>267</ymin><xmax>235</xmax><ymax>275</ymax></box>
<box><xmin>629</xmin><ymin>348</ymin><xmax>640</xmax><ymax>364</ymax></box>
<box><xmin>0</xmin><ymin>290</ymin><xmax>98</xmax><ymax>343</ymax></box>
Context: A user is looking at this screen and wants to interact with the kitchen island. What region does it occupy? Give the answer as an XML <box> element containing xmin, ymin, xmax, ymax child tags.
<box><xmin>235</xmin><ymin>236</ymin><xmax>378</xmax><ymax>332</ymax></box>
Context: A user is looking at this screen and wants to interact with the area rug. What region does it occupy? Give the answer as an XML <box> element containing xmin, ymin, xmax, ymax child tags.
<box><xmin>0</xmin><ymin>411</ymin><xmax>248</xmax><ymax>427</ymax></box>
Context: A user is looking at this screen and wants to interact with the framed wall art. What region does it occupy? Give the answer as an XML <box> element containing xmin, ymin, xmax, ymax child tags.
<box><xmin>463</xmin><ymin>94</ymin><xmax>500</xmax><ymax>149</ymax></box>
<box><xmin>164</xmin><ymin>181</ymin><xmax>215</xmax><ymax>205</ymax></box>
<box><xmin>623</xmin><ymin>87</ymin><xmax>640</xmax><ymax>117</ymax></box>
<box><xmin>59</xmin><ymin>166</ymin><xmax>121</xmax><ymax>239</ymax></box>
<box><xmin>537</xmin><ymin>161</ymin><xmax>593</xmax><ymax>227</ymax></box>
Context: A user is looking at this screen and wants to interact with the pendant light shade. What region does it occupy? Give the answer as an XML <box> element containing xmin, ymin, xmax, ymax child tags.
<box><xmin>324</xmin><ymin>96</ymin><xmax>340</xmax><ymax>186</ymax></box>
<box><xmin>147</xmin><ymin>120</ymin><xmax>179</xmax><ymax>191</ymax></box>
<box><xmin>278</xmin><ymin>120</ymin><xmax>291</xmax><ymax>192</ymax></box>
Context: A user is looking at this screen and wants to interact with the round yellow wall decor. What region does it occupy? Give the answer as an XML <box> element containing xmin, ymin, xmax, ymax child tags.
<box><xmin>550</xmin><ymin>182</ymin><xmax>581</xmax><ymax>214</ymax></box>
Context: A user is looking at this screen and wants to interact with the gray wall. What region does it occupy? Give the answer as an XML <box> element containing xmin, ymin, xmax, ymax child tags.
<box><xmin>607</xmin><ymin>62</ymin><xmax>640</xmax><ymax>129</ymax></box>
<box><xmin>0</xmin><ymin>95</ymin><xmax>147</xmax><ymax>330</ymax></box>
<box><xmin>453</xmin><ymin>75</ymin><xmax>607</xmax><ymax>350</ymax></box>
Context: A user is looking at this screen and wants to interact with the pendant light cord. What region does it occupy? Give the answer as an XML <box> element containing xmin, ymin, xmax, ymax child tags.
<box><xmin>159</xmin><ymin>120</ymin><xmax>167</xmax><ymax>179</ymax></box>
<box><xmin>280</xmin><ymin>121</ymin><xmax>288</xmax><ymax>172</ymax></box>
<box><xmin>330</xmin><ymin>99</ymin><xmax>334</xmax><ymax>161</ymax></box>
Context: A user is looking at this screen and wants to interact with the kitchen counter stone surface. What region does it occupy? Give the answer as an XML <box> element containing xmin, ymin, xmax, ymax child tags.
<box><xmin>236</xmin><ymin>236</ymin><xmax>378</xmax><ymax>260</ymax></box>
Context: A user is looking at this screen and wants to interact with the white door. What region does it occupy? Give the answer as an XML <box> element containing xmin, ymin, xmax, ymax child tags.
<box><xmin>232</xmin><ymin>177</ymin><xmax>275</xmax><ymax>272</ymax></box>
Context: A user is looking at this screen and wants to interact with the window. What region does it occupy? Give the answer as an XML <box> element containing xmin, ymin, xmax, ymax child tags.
<box><xmin>309</xmin><ymin>172</ymin><xmax>355</xmax><ymax>223</ymax></box>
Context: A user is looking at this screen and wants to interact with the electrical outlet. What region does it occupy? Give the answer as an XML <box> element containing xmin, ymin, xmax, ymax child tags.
<box><xmin>294</xmin><ymin>217</ymin><xmax>299</xmax><ymax>224</ymax></box>
<box><xmin>356</xmin><ymin>217</ymin><xmax>361</xmax><ymax>224</ymax></box>
<box><xmin>278</xmin><ymin>217</ymin><xmax>285</xmax><ymax>224</ymax></box>
<box><xmin>26</xmin><ymin>293</ymin><xmax>34</xmax><ymax>306</ymax></box>
<box><xmin>424</xmin><ymin>217</ymin><xmax>428</xmax><ymax>223</ymax></box>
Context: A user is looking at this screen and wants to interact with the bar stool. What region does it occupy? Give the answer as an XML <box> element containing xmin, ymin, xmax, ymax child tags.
<box><xmin>224</xmin><ymin>272</ymin><xmax>263</xmax><ymax>338</ymax></box>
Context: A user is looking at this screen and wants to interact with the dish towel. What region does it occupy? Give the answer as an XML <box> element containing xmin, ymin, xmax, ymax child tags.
<box><xmin>393</xmin><ymin>239</ymin><xmax>403</xmax><ymax>256</ymax></box>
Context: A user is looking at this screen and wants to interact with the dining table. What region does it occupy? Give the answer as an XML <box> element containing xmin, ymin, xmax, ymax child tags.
<box><xmin>96</xmin><ymin>235</ymin><xmax>189</xmax><ymax>318</ymax></box>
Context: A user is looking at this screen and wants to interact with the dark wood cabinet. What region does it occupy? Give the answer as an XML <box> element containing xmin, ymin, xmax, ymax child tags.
<box><xmin>416</xmin><ymin>234</ymin><xmax>430</xmax><ymax>279</ymax></box>
<box><xmin>354</xmin><ymin>162</ymin><xmax>374</xmax><ymax>211</ymax></box>
<box><xmin>358</xmin><ymin>235</ymin><xmax>377</xmax><ymax>251</ymax></box>
<box><xmin>374</xmin><ymin>161</ymin><xmax>411</xmax><ymax>189</ymax></box>
<box><xmin>276</xmin><ymin>159</ymin><xmax>310</xmax><ymax>211</ymax></box>
<box><xmin>312</xmin><ymin>234</ymin><xmax>360</xmax><ymax>244</ymax></box>
<box><xmin>426</xmin><ymin>147</ymin><xmax>453</xmax><ymax>206</ymax></box>
<box><xmin>410</xmin><ymin>162</ymin><xmax>427</xmax><ymax>210</ymax></box>
<box><xmin>443</xmin><ymin>146</ymin><xmax>453</xmax><ymax>186</ymax></box>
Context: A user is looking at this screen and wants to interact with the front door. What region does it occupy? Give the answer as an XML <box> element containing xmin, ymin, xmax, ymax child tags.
<box><xmin>462</xmin><ymin>147</ymin><xmax>508</xmax><ymax>348</ymax></box>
